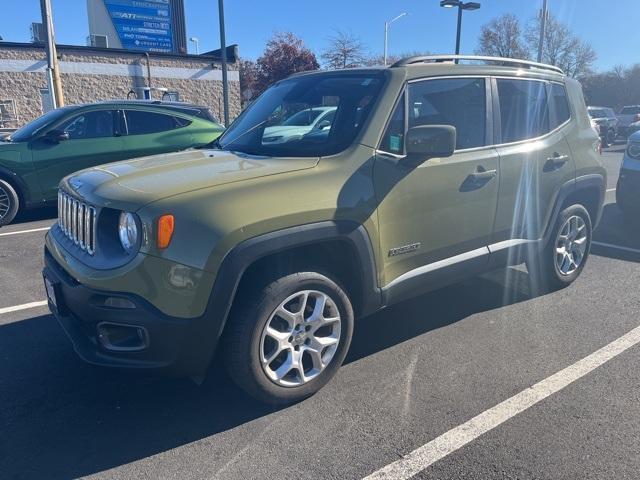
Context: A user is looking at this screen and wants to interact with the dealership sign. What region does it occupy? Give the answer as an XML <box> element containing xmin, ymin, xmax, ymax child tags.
<box><xmin>103</xmin><ymin>0</ymin><xmax>173</xmax><ymax>53</ymax></box>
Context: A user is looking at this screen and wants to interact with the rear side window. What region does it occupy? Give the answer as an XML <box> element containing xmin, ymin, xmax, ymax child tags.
<box><xmin>380</xmin><ymin>93</ymin><xmax>406</xmax><ymax>154</ymax></box>
<box><xmin>621</xmin><ymin>107</ymin><xmax>640</xmax><ymax>115</ymax></box>
<box><xmin>408</xmin><ymin>78</ymin><xmax>486</xmax><ymax>150</ymax></box>
<box><xmin>497</xmin><ymin>79</ymin><xmax>549</xmax><ymax>143</ymax></box>
<box><xmin>124</xmin><ymin>110</ymin><xmax>187</xmax><ymax>135</ymax></box>
<box><xmin>550</xmin><ymin>83</ymin><xmax>570</xmax><ymax>129</ymax></box>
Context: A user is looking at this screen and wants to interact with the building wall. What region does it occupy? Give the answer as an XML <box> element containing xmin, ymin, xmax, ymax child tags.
<box><xmin>0</xmin><ymin>43</ymin><xmax>240</xmax><ymax>128</ymax></box>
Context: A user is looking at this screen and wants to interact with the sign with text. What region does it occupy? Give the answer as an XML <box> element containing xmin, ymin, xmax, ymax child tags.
<box><xmin>103</xmin><ymin>0</ymin><xmax>174</xmax><ymax>53</ymax></box>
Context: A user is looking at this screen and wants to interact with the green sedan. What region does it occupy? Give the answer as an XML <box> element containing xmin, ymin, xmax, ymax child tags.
<box><xmin>0</xmin><ymin>101</ymin><xmax>224</xmax><ymax>225</ymax></box>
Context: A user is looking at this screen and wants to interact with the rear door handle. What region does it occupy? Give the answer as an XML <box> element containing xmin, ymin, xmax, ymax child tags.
<box><xmin>546</xmin><ymin>154</ymin><xmax>570</xmax><ymax>166</ymax></box>
<box><xmin>469</xmin><ymin>169</ymin><xmax>497</xmax><ymax>181</ymax></box>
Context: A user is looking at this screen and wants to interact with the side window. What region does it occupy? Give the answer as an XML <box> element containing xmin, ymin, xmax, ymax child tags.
<box><xmin>497</xmin><ymin>79</ymin><xmax>550</xmax><ymax>143</ymax></box>
<box><xmin>550</xmin><ymin>83</ymin><xmax>570</xmax><ymax>129</ymax></box>
<box><xmin>379</xmin><ymin>93</ymin><xmax>405</xmax><ymax>154</ymax></box>
<box><xmin>173</xmin><ymin>116</ymin><xmax>193</xmax><ymax>128</ymax></box>
<box><xmin>124</xmin><ymin>110</ymin><xmax>182</xmax><ymax>135</ymax></box>
<box><xmin>60</xmin><ymin>110</ymin><xmax>115</xmax><ymax>139</ymax></box>
<box><xmin>408</xmin><ymin>78</ymin><xmax>486</xmax><ymax>150</ymax></box>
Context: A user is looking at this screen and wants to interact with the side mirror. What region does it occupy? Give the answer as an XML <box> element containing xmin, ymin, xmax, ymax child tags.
<box><xmin>316</xmin><ymin>120</ymin><xmax>332</xmax><ymax>130</ymax></box>
<box><xmin>405</xmin><ymin>125</ymin><xmax>456</xmax><ymax>161</ymax></box>
<box><xmin>45</xmin><ymin>129</ymin><xmax>70</xmax><ymax>143</ymax></box>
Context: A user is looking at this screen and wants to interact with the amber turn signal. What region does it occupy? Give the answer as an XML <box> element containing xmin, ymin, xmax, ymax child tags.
<box><xmin>157</xmin><ymin>215</ymin><xmax>175</xmax><ymax>249</ymax></box>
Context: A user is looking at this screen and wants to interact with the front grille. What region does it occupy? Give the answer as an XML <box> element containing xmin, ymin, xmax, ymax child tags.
<box><xmin>57</xmin><ymin>190</ymin><xmax>97</xmax><ymax>255</ymax></box>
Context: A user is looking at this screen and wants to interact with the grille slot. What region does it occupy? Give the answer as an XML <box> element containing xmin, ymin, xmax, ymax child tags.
<box><xmin>57</xmin><ymin>191</ymin><xmax>96</xmax><ymax>255</ymax></box>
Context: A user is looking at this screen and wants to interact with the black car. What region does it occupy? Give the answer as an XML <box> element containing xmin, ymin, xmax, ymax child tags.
<box><xmin>588</xmin><ymin>106</ymin><xmax>618</xmax><ymax>146</ymax></box>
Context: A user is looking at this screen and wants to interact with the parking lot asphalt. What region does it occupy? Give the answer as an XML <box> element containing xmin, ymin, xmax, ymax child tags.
<box><xmin>1</xmin><ymin>146</ymin><xmax>639</xmax><ymax>480</ymax></box>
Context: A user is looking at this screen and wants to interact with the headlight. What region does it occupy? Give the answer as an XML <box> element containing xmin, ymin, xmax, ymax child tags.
<box><xmin>118</xmin><ymin>212</ymin><xmax>139</xmax><ymax>254</ymax></box>
<box><xmin>628</xmin><ymin>143</ymin><xmax>640</xmax><ymax>159</ymax></box>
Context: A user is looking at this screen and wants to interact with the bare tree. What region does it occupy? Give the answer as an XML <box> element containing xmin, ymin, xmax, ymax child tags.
<box><xmin>475</xmin><ymin>14</ymin><xmax>528</xmax><ymax>59</ymax></box>
<box><xmin>525</xmin><ymin>14</ymin><xmax>596</xmax><ymax>77</ymax></box>
<box><xmin>321</xmin><ymin>30</ymin><xmax>367</xmax><ymax>69</ymax></box>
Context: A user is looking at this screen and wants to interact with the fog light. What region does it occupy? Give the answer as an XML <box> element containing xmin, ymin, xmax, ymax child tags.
<box><xmin>103</xmin><ymin>297</ymin><xmax>136</xmax><ymax>309</ymax></box>
<box><xmin>97</xmin><ymin>323</ymin><xmax>148</xmax><ymax>351</ymax></box>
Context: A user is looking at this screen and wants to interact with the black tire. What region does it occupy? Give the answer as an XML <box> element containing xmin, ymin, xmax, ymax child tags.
<box><xmin>224</xmin><ymin>272</ymin><xmax>354</xmax><ymax>405</ymax></box>
<box><xmin>527</xmin><ymin>204</ymin><xmax>592</xmax><ymax>293</ymax></box>
<box><xmin>0</xmin><ymin>179</ymin><xmax>19</xmax><ymax>226</ymax></box>
<box><xmin>606</xmin><ymin>128</ymin><xmax>615</xmax><ymax>147</ymax></box>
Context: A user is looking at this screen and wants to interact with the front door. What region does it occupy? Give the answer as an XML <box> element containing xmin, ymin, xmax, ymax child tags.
<box><xmin>30</xmin><ymin>109</ymin><xmax>123</xmax><ymax>201</ymax></box>
<box><xmin>374</xmin><ymin>77</ymin><xmax>499</xmax><ymax>293</ymax></box>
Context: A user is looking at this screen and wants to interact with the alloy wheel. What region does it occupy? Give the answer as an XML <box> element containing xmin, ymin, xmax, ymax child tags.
<box><xmin>259</xmin><ymin>290</ymin><xmax>341</xmax><ymax>387</ymax></box>
<box><xmin>555</xmin><ymin>215</ymin><xmax>588</xmax><ymax>276</ymax></box>
<box><xmin>0</xmin><ymin>185</ymin><xmax>10</xmax><ymax>220</ymax></box>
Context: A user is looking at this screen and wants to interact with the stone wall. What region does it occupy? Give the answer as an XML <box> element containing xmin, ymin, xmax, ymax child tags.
<box><xmin>0</xmin><ymin>43</ymin><xmax>240</xmax><ymax>127</ymax></box>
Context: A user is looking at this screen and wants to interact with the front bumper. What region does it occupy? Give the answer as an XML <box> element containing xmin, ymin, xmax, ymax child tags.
<box><xmin>44</xmin><ymin>246</ymin><xmax>224</xmax><ymax>378</ymax></box>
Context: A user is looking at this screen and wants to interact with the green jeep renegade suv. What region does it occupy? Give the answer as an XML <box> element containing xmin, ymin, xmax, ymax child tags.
<box><xmin>43</xmin><ymin>56</ymin><xmax>605</xmax><ymax>404</ymax></box>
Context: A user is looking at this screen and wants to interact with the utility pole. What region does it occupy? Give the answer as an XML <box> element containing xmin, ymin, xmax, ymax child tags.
<box><xmin>218</xmin><ymin>0</ymin><xmax>230</xmax><ymax>126</ymax></box>
<box><xmin>40</xmin><ymin>0</ymin><xmax>64</xmax><ymax>108</ymax></box>
<box><xmin>537</xmin><ymin>0</ymin><xmax>548</xmax><ymax>63</ymax></box>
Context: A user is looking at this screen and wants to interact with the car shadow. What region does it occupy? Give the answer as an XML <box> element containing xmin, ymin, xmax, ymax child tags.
<box><xmin>591</xmin><ymin>203</ymin><xmax>640</xmax><ymax>263</ymax></box>
<box><xmin>1</xmin><ymin>267</ymin><xmax>535</xmax><ymax>479</ymax></box>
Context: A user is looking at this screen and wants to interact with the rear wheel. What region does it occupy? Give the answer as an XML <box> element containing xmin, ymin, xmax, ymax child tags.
<box><xmin>527</xmin><ymin>204</ymin><xmax>592</xmax><ymax>293</ymax></box>
<box><xmin>0</xmin><ymin>179</ymin><xmax>19</xmax><ymax>226</ymax></box>
<box><xmin>224</xmin><ymin>272</ymin><xmax>354</xmax><ymax>405</ymax></box>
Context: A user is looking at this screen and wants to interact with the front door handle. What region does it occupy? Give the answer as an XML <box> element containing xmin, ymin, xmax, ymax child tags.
<box><xmin>469</xmin><ymin>169</ymin><xmax>497</xmax><ymax>181</ymax></box>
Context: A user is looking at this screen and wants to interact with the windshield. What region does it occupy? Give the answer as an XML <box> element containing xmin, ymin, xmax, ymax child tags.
<box><xmin>217</xmin><ymin>73</ymin><xmax>385</xmax><ymax>157</ymax></box>
<box><xmin>588</xmin><ymin>109</ymin><xmax>606</xmax><ymax>118</ymax></box>
<box><xmin>9</xmin><ymin>108</ymin><xmax>71</xmax><ymax>142</ymax></box>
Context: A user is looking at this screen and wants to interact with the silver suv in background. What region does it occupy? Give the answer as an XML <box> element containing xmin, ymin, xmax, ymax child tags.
<box><xmin>587</xmin><ymin>106</ymin><xmax>618</xmax><ymax>146</ymax></box>
<box><xmin>616</xmin><ymin>105</ymin><xmax>640</xmax><ymax>139</ymax></box>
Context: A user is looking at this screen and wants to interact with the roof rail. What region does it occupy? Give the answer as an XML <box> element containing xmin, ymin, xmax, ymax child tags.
<box><xmin>391</xmin><ymin>55</ymin><xmax>564</xmax><ymax>75</ymax></box>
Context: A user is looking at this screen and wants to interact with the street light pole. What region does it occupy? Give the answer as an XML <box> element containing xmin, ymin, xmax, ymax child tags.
<box><xmin>383</xmin><ymin>12</ymin><xmax>407</xmax><ymax>66</ymax></box>
<box><xmin>440</xmin><ymin>1</ymin><xmax>480</xmax><ymax>63</ymax></box>
<box><xmin>189</xmin><ymin>37</ymin><xmax>200</xmax><ymax>55</ymax></box>
<box><xmin>217</xmin><ymin>0</ymin><xmax>230</xmax><ymax>127</ymax></box>
<box><xmin>537</xmin><ymin>0</ymin><xmax>548</xmax><ymax>63</ymax></box>
<box><xmin>40</xmin><ymin>0</ymin><xmax>64</xmax><ymax>108</ymax></box>
<box><xmin>455</xmin><ymin>4</ymin><xmax>463</xmax><ymax>56</ymax></box>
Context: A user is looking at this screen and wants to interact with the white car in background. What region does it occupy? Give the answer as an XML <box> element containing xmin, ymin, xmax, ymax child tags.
<box><xmin>262</xmin><ymin>106</ymin><xmax>337</xmax><ymax>144</ymax></box>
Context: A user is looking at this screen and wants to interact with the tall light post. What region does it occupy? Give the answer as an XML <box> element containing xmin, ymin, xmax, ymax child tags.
<box><xmin>440</xmin><ymin>0</ymin><xmax>481</xmax><ymax>61</ymax></box>
<box><xmin>537</xmin><ymin>0</ymin><xmax>548</xmax><ymax>63</ymax></box>
<box><xmin>384</xmin><ymin>12</ymin><xmax>407</xmax><ymax>66</ymax></box>
<box><xmin>189</xmin><ymin>36</ymin><xmax>200</xmax><ymax>54</ymax></box>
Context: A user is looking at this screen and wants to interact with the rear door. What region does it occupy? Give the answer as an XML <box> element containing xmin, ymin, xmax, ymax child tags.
<box><xmin>120</xmin><ymin>109</ymin><xmax>195</xmax><ymax>158</ymax></box>
<box><xmin>492</xmin><ymin>78</ymin><xmax>575</xmax><ymax>254</ymax></box>
<box><xmin>30</xmin><ymin>108</ymin><xmax>123</xmax><ymax>201</ymax></box>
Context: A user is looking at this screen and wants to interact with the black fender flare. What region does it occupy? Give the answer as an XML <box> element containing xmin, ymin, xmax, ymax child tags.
<box><xmin>186</xmin><ymin>221</ymin><xmax>382</xmax><ymax>380</ymax></box>
<box><xmin>542</xmin><ymin>173</ymin><xmax>606</xmax><ymax>244</ymax></box>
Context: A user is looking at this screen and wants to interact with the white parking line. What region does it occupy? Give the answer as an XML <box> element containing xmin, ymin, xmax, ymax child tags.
<box><xmin>592</xmin><ymin>241</ymin><xmax>640</xmax><ymax>255</ymax></box>
<box><xmin>0</xmin><ymin>226</ymin><xmax>50</xmax><ymax>237</ymax></box>
<box><xmin>0</xmin><ymin>301</ymin><xmax>48</xmax><ymax>315</ymax></box>
<box><xmin>364</xmin><ymin>324</ymin><xmax>640</xmax><ymax>479</ymax></box>
<box><xmin>606</xmin><ymin>188</ymin><xmax>616</xmax><ymax>192</ymax></box>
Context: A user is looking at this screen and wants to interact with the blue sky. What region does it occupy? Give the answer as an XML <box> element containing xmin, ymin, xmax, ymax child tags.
<box><xmin>1</xmin><ymin>0</ymin><xmax>637</xmax><ymax>71</ymax></box>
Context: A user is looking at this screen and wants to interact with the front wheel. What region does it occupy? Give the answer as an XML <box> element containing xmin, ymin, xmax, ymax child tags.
<box><xmin>527</xmin><ymin>204</ymin><xmax>592</xmax><ymax>293</ymax></box>
<box><xmin>224</xmin><ymin>272</ymin><xmax>354</xmax><ymax>405</ymax></box>
<box><xmin>0</xmin><ymin>179</ymin><xmax>19</xmax><ymax>226</ymax></box>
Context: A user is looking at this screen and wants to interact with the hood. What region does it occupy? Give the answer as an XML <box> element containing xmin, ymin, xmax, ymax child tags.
<box><xmin>629</xmin><ymin>130</ymin><xmax>640</xmax><ymax>142</ymax></box>
<box><xmin>62</xmin><ymin>148</ymin><xmax>319</xmax><ymax>211</ymax></box>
